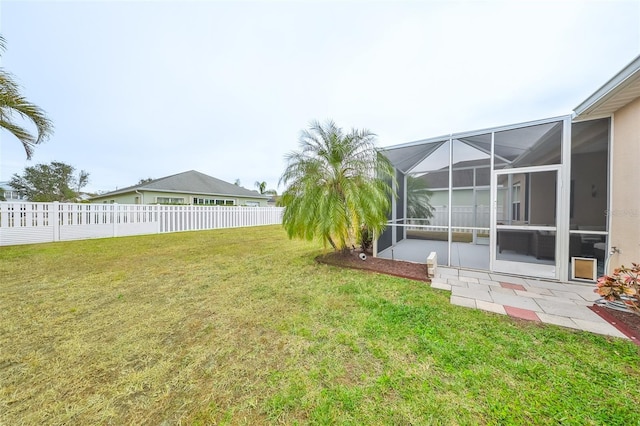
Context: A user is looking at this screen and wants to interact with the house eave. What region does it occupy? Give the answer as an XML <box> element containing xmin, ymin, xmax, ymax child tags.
<box><xmin>573</xmin><ymin>54</ymin><xmax>640</xmax><ymax>120</ymax></box>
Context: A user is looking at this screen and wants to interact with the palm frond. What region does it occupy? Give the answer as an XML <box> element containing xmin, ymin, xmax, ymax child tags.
<box><xmin>0</xmin><ymin>118</ymin><xmax>36</xmax><ymax>158</ymax></box>
<box><xmin>0</xmin><ymin>37</ymin><xmax>53</xmax><ymax>159</ymax></box>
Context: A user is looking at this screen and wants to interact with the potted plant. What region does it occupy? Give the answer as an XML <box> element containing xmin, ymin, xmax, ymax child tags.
<box><xmin>595</xmin><ymin>263</ymin><xmax>640</xmax><ymax>314</ymax></box>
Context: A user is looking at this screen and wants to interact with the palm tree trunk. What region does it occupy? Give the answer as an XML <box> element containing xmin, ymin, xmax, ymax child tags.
<box><xmin>327</xmin><ymin>235</ymin><xmax>337</xmax><ymax>251</ymax></box>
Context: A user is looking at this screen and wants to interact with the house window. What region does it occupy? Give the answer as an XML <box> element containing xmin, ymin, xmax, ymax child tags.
<box><xmin>512</xmin><ymin>183</ymin><xmax>521</xmax><ymax>221</ymax></box>
<box><xmin>245</xmin><ymin>201</ymin><xmax>259</xmax><ymax>207</ymax></box>
<box><xmin>193</xmin><ymin>197</ymin><xmax>235</xmax><ymax>206</ymax></box>
<box><xmin>156</xmin><ymin>197</ymin><xmax>185</xmax><ymax>204</ymax></box>
<box><xmin>2</xmin><ymin>189</ymin><xmax>25</xmax><ymax>200</ymax></box>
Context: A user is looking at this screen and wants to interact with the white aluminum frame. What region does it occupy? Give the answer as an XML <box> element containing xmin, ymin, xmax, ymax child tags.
<box><xmin>491</xmin><ymin>165</ymin><xmax>562</xmax><ymax>279</ymax></box>
<box><xmin>384</xmin><ymin>114</ymin><xmax>612</xmax><ymax>281</ymax></box>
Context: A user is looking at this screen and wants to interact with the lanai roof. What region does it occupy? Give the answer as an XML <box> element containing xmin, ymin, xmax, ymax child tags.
<box><xmin>383</xmin><ymin>53</ymin><xmax>640</xmax><ymax>173</ymax></box>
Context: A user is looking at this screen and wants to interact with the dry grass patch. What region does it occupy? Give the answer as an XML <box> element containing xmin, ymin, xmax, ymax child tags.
<box><xmin>1</xmin><ymin>227</ymin><xmax>322</xmax><ymax>424</ymax></box>
<box><xmin>1</xmin><ymin>225</ymin><xmax>639</xmax><ymax>424</ymax></box>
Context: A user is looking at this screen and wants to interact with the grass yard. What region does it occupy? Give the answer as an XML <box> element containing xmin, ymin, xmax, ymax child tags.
<box><xmin>1</xmin><ymin>225</ymin><xmax>639</xmax><ymax>424</ymax></box>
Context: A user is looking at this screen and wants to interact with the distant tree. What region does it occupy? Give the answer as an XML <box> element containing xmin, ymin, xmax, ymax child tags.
<box><xmin>234</xmin><ymin>178</ymin><xmax>241</xmax><ymax>186</ymax></box>
<box><xmin>10</xmin><ymin>161</ymin><xmax>89</xmax><ymax>202</ymax></box>
<box><xmin>0</xmin><ymin>188</ymin><xmax>5</xmax><ymax>201</ymax></box>
<box><xmin>280</xmin><ymin>120</ymin><xmax>395</xmax><ymax>251</ymax></box>
<box><xmin>406</xmin><ymin>175</ymin><xmax>434</xmax><ymax>220</ymax></box>
<box><xmin>254</xmin><ymin>180</ymin><xmax>277</xmax><ymax>195</ymax></box>
<box><xmin>137</xmin><ymin>177</ymin><xmax>154</xmax><ymax>185</ymax></box>
<box><xmin>0</xmin><ymin>35</ymin><xmax>53</xmax><ymax>159</ymax></box>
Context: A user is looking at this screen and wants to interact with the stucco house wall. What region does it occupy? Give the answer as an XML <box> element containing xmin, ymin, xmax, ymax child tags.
<box><xmin>609</xmin><ymin>96</ymin><xmax>640</xmax><ymax>266</ymax></box>
<box><xmin>95</xmin><ymin>193</ymin><xmax>139</xmax><ymax>204</ymax></box>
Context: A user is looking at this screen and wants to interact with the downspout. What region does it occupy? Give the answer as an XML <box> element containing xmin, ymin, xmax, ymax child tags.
<box><xmin>135</xmin><ymin>190</ymin><xmax>144</xmax><ymax>204</ymax></box>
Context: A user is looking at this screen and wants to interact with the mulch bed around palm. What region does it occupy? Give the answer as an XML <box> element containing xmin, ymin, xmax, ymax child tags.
<box><xmin>318</xmin><ymin>250</ymin><xmax>640</xmax><ymax>345</ymax></box>
<box><xmin>316</xmin><ymin>250</ymin><xmax>429</xmax><ymax>282</ymax></box>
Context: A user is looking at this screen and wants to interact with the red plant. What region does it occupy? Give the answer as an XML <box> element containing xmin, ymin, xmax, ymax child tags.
<box><xmin>595</xmin><ymin>263</ymin><xmax>640</xmax><ymax>314</ymax></box>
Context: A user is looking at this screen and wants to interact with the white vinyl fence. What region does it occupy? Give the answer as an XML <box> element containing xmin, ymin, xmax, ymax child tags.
<box><xmin>404</xmin><ymin>205</ymin><xmax>503</xmax><ymax>232</ymax></box>
<box><xmin>0</xmin><ymin>202</ymin><xmax>284</xmax><ymax>246</ymax></box>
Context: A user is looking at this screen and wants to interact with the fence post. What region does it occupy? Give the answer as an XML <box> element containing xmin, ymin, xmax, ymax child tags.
<box><xmin>0</xmin><ymin>202</ymin><xmax>5</xmax><ymax>229</ymax></box>
<box><xmin>156</xmin><ymin>205</ymin><xmax>161</xmax><ymax>234</ymax></box>
<box><xmin>52</xmin><ymin>201</ymin><xmax>60</xmax><ymax>242</ymax></box>
<box><xmin>113</xmin><ymin>203</ymin><xmax>119</xmax><ymax>237</ymax></box>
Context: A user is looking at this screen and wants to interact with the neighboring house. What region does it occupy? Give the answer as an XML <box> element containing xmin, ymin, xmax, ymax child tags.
<box><xmin>76</xmin><ymin>192</ymin><xmax>94</xmax><ymax>202</ymax></box>
<box><xmin>0</xmin><ymin>181</ymin><xmax>26</xmax><ymax>201</ymax></box>
<box><xmin>380</xmin><ymin>54</ymin><xmax>640</xmax><ymax>282</ymax></box>
<box><xmin>90</xmin><ymin>170</ymin><xmax>270</xmax><ymax>206</ymax></box>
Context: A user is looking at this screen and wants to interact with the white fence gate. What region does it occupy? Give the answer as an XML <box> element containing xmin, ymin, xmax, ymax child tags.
<box><xmin>0</xmin><ymin>202</ymin><xmax>284</xmax><ymax>246</ymax></box>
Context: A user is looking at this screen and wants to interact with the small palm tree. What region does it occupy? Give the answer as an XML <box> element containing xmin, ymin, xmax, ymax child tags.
<box><xmin>255</xmin><ymin>181</ymin><xmax>267</xmax><ymax>194</ymax></box>
<box><xmin>255</xmin><ymin>180</ymin><xmax>277</xmax><ymax>196</ymax></box>
<box><xmin>406</xmin><ymin>175</ymin><xmax>435</xmax><ymax>220</ymax></box>
<box><xmin>0</xmin><ymin>36</ymin><xmax>53</xmax><ymax>159</ymax></box>
<box><xmin>280</xmin><ymin>120</ymin><xmax>395</xmax><ymax>251</ymax></box>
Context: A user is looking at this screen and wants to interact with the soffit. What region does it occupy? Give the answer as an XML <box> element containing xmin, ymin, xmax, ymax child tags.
<box><xmin>574</xmin><ymin>55</ymin><xmax>640</xmax><ymax>120</ymax></box>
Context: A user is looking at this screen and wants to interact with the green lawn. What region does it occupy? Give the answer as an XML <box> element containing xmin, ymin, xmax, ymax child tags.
<box><xmin>1</xmin><ymin>225</ymin><xmax>639</xmax><ymax>425</ymax></box>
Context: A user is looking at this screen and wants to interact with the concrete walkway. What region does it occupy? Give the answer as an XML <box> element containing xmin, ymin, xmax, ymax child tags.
<box><xmin>431</xmin><ymin>266</ymin><xmax>628</xmax><ymax>339</ymax></box>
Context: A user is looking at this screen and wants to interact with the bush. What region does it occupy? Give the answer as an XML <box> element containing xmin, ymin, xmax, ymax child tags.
<box><xmin>595</xmin><ymin>263</ymin><xmax>640</xmax><ymax>314</ymax></box>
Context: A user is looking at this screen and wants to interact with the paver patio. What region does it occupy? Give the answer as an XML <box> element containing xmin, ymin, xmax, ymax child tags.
<box><xmin>431</xmin><ymin>267</ymin><xmax>628</xmax><ymax>339</ymax></box>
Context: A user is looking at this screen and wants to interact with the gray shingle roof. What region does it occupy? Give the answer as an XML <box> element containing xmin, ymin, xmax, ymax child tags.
<box><xmin>95</xmin><ymin>170</ymin><xmax>268</xmax><ymax>199</ymax></box>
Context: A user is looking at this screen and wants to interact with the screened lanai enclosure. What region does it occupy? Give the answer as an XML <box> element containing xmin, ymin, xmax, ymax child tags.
<box><xmin>377</xmin><ymin>116</ymin><xmax>610</xmax><ymax>282</ymax></box>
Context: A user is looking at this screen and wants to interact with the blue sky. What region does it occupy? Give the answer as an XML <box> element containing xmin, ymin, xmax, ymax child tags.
<box><xmin>1</xmin><ymin>0</ymin><xmax>639</xmax><ymax>194</ymax></box>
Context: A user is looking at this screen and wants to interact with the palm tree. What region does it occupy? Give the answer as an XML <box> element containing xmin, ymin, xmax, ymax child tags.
<box><xmin>0</xmin><ymin>35</ymin><xmax>53</xmax><ymax>159</ymax></box>
<box><xmin>255</xmin><ymin>181</ymin><xmax>267</xmax><ymax>194</ymax></box>
<box><xmin>280</xmin><ymin>120</ymin><xmax>395</xmax><ymax>251</ymax></box>
<box><xmin>406</xmin><ymin>175</ymin><xmax>435</xmax><ymax>221</ymax></box>
<box><xmin>254</xmin><ymin>180</ymin><xmax>277</xmax><ymax>196</ymax></box>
